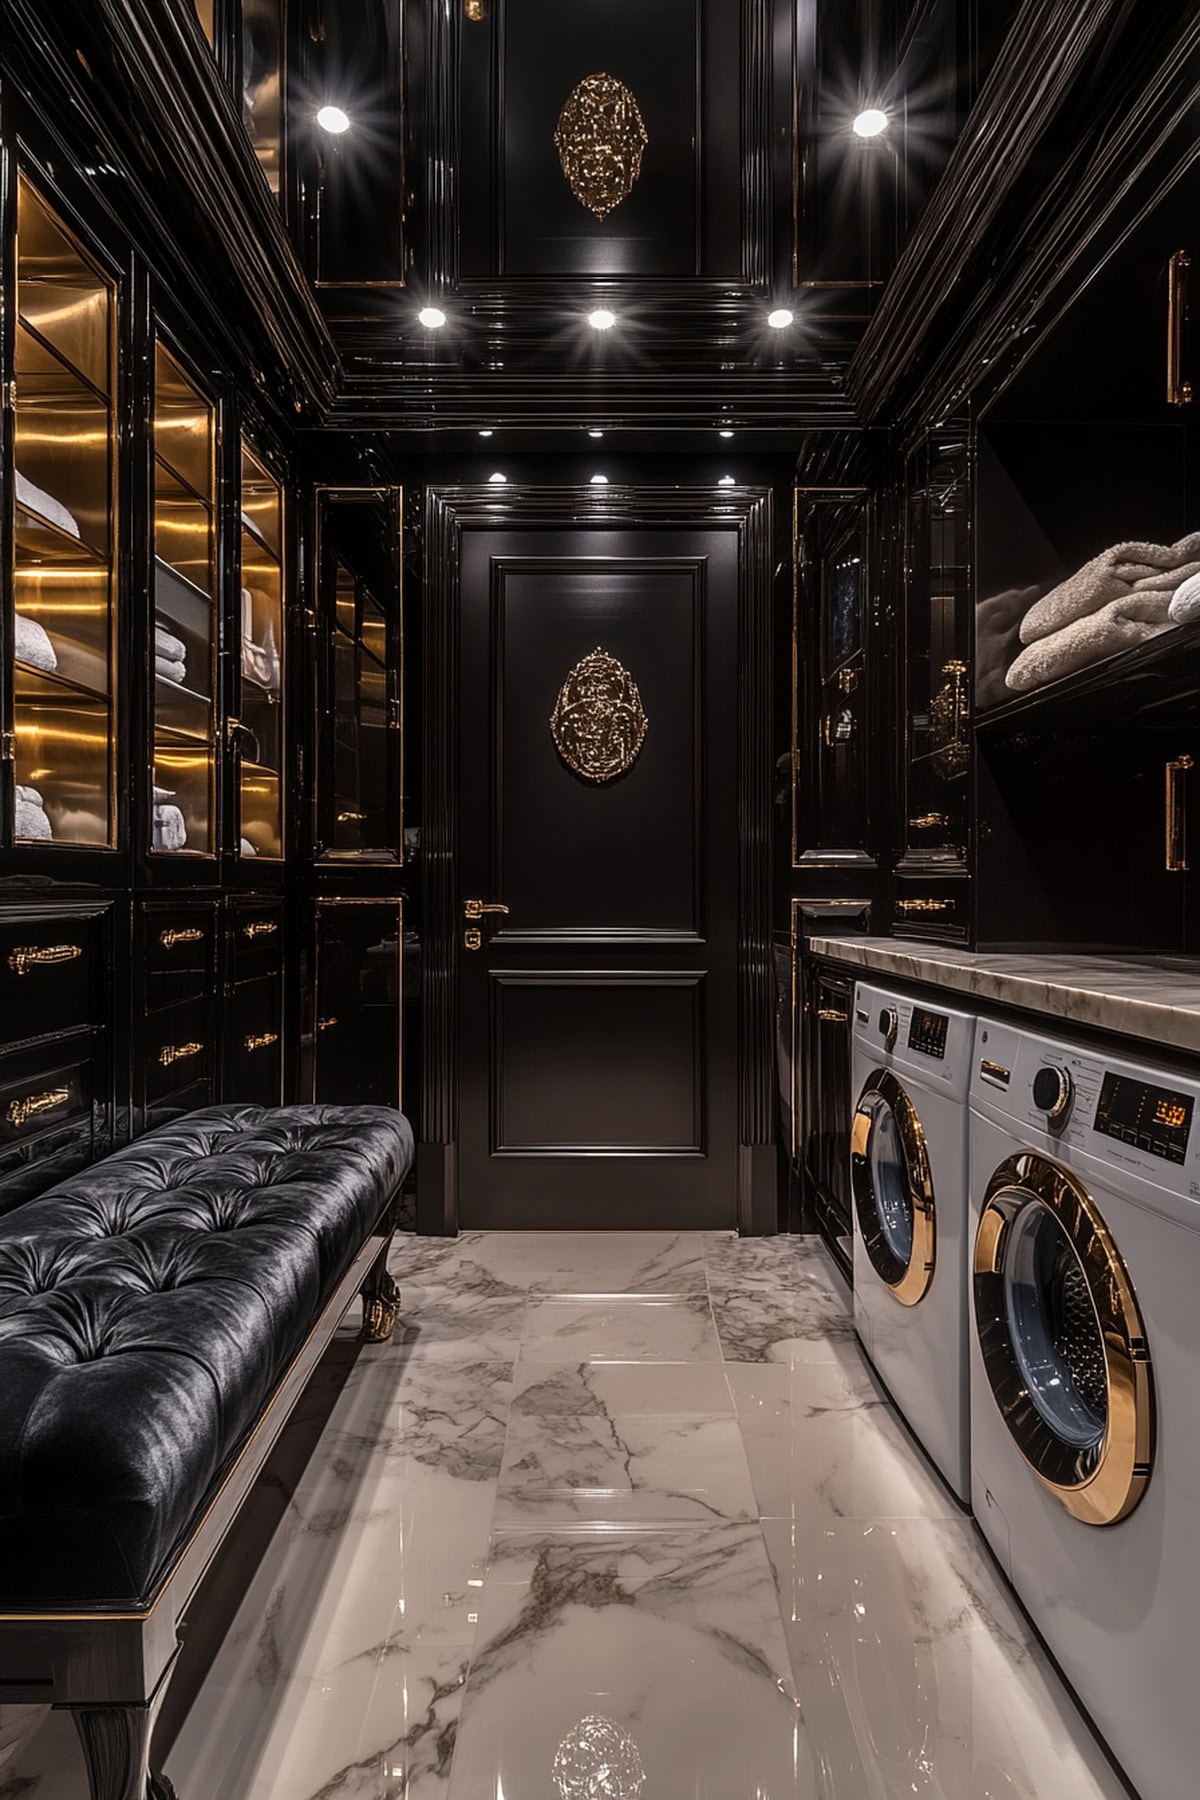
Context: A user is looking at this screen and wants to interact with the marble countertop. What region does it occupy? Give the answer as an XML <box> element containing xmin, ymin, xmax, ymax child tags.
<box><xmin>808</xmin><ymin>936</ymin><xmax>1200</xmax><ymax>1057</ymax></box>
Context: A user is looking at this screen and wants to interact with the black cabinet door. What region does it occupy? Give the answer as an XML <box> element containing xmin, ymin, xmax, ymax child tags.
<box><xmin>456</xmin><ymin>521</ymin><xmax>740</xmax><ymax>1229</ymax></box>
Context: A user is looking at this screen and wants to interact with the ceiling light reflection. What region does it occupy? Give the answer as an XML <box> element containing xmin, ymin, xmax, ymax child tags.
<box><xmin>767</xmin><ymin>308</ymin><xmax>794</xmax><ymax>329</ymax></box>
<box><xmin>418</xmin><ymin>306</ymin><xmax>447</xmax><ymax>328</ymax></box>
<box><xmin>488</xmin><ymin>472</ymin><xmax>507</xmax><ymax>484</ymax></box>
<box><xmin>588</xmin><ymin>309</ymin><xmax>616</xmax><ymax>331</ymax></box>
<box><xmin>316</xmin><ymin>105</ymin><xmax>351</xmax><ymax>134</ymax></box>
<box><xmin>853</xmin><ymin>108</ymin><xmax>889</xmax><ymax>138</ymax></box>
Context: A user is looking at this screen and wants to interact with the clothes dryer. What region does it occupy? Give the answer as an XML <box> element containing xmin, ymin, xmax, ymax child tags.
<box><xmin>850</xmin><ymin>984</ymin><xmax>974</xmax><ymax>1501</ymax></box>
<box><xmin>969</xmin><ymin>1018</ymin><xmax>1200</xmax><ymax>1800</ymax></box>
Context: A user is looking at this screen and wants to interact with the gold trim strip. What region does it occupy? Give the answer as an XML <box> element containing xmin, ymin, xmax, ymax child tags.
<box><xmin>851</xmin><ymin>1069</ymin><xmax>936</xmax><ymax>1307</ymax></box>
<box><xmin>8</xmin><ymin>944</ymin><xmax>83</xmax><ymax>977</ymax></box>
<box><xmin>1166</xmin><ymin>754</ymin><xmax>1193</xmax><ymax>871</ymax></box>
<box><xmin>1168</xmin><ymin>249</ymin><xmax>1192</xmax><ymax>406</ymax></box>
<box><xmin>6</xmin><ymin>1087</ymin><xmax>70</xmax><ymax>1129</ymax></box>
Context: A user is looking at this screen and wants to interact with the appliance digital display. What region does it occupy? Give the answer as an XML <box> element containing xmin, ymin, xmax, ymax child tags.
<box><xmin>1093</xmin><ymin>1072</ymin><xmax>1194</xmax><ymax>1165</ymax></box>
<box><xmin>908</xmin><ymin>1009</ymin><xmax>948</xmax><ymax>1060</ymax></box>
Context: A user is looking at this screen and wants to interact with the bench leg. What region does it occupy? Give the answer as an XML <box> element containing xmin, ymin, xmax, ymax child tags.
<box><xmin>360</xmin><ymin>1230</ymin><xmax>401</xmax><ymax>1343</ymax></box>
<box><xmin>69</xmin><ymin>1705</ymin><xmax>177</xmax><ymax>1800</ymax></box>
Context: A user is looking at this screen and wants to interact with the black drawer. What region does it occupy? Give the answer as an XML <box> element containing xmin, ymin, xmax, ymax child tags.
<box><xmin>229</xmin><ymin>975</ymin><xmax>283</xmax><ymax>1106</ymax></box>
<box><xmin>144</xmin><ymin>997</ymin><xmax>215</xmax><ymax>1106</ymax></box>
<box><xmin>0</xmin><ymin>916</ymin><xmax>98</xmax><ymax>1047</ymax></box>
<box><xmin>142</xmin><ymin>903</ymin><xmax>219</xmax><ymax>1011</ymax></box>
<box><xmin>144</xmin><ymin>1075</ymin><xmax>213</xmax><ymax>1137</ymax></box>
<box><xmin>230</xmin><ymin>904</ymin><xmax>284</xmax><ymax>983</ymax></box>
<box><xmin>893</xmin><ymin>877</ymin><xmax>969</xmax><ymax>941</ymax></box>
<box><xmin>0</xmin><ymin>1049</ymin><xmax>94</xmax><ymax>1158</ymax></box>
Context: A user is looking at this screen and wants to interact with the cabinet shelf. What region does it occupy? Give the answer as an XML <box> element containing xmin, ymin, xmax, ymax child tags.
<box><xmin>976</xmin><ymin>619</ymin><xmax>1200</xmax><ymax>731</ymax></box>
<box><xmin>15</xmin><ymin>659</ymin><xmax>110</xmax><ymax>706</ymax></box>
<box><xmin>15</xmin><ymin>504</ymin><xmax>106</xmax><ymax>567</ymax></box>
<box><xmin>17</xmin><ymin>316</ymin><xmax>109</xmax><ymax>408</ymax></box>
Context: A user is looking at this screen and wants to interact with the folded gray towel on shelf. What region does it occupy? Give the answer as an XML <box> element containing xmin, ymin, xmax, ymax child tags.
<box><xmin>1006</xmin><ymin>590</ymin><xmax>1179</xmax><ymax>693</ymax></box>
<box><xmin>1020</xmin><ymin>532</ymin><xmax>1200</xmax><ymax>643</ymax></box>
<box><xmin>1169</xmin><ymin>571</ymin><xmax>1200</xmax><ymax>624</ymax></box>
<box><xmin>240</xmin><ymin>836</ymin><xmax>257</xmax><ymax>857</ymax></box>
<box><xmin>16</xmin><ymin>784</ymin><xmax>44</xmax><ymax>807</ymax></box>
<box><xmin>13</xmin><ymin>612</ymin><xmax>58</xmax><ymax>673</ymax></box>
<box><xmin>152</xmin><ymin>804</ymin><xmax>187</xmax><ymax>851</ymax></box>
<box><xmin>155</xmin><ymin>655</ymin><xmax>187</xmax><ymax>684</ymax></box>
<box><xmin>15</xmin><ymin>469</ymin><xmax>82</xmax><ymax>539</ymax></box>
<box><xmin>154</xmin><ymin>622</ymin><xmax>187</xmax><ymax>662</ymax></box>
<box><xmin>15</xmin><ymin>797</ymin><xmax>52</xmax><ymax>841</ymax></box>
<box><xmin>975</xmin><ymin>585</ymin><xmax>1040</xmax><ymax>710</ymax></box>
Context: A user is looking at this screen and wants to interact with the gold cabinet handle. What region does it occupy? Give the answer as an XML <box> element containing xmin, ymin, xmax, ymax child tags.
<box><xmin>158</xmin><ymin>1041</ymin><xmax>203</xmax><ymax>1067</ymax></box>
<box><xmin>8</xmin><ymin>944</ymin><xmax>83</xmax><ymax>977</ymax></box>
<box><xmin>160</xmin><ymin>927</ymin><xmax>205</xmax><ymax>949</ymax></box>
<box><xmin>243</xmin><ymin>920</ymin><xmax>279</xmax><ymax>939</ymax></box>
<box><xmin>816</xmin><ymin>1008</ymin><xmax>849</xmax><ymax>1023</ymax></box>
<box><xmin>909</xmin><ymin>814</ymin><xmax>950</xmax><ymax>831</ymax></box>
<box><xmin>337</xmin><ymin>809</ymin><xmax>367</xmax><ymax>823</ymax></box>
<box><xmin>896</xmin><ymin>898</ymin><xmax>953</xmax><ymax>914</ymax></box>
<box><xmin>244</xmin><ymin>1031</ymin><xmax>280</xmax><ymax>1053</ymax></box>
<box><xmin>6</xmin><ymin>1087</ymin><xmax>70</xmax><ymax>1129</ymax></box>
<box><xmin>316</xmin><ymin>1016</ymin><xmax>338</xmax><ymax>1032</ymax></box>
<box><xmin>1166</xmin><ymin>754</ymin><xmax>1193</xmax><ymax>871</ymax></box>
<box><xmin>1168</xmin><ymin>250</ymin><xmax>1192</xmax><ymax>407</ymax></box>
<box><xmin>464</xmin><ymin>899</ymin><xmax>510</xmax><ymax>921</ymax></box>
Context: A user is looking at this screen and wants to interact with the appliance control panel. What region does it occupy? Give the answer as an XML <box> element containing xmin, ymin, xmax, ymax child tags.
<box><xmin>1093</xmin><ymin>1071</ymin><xmax>1193</xmax><ymax>1166</ymax></box>
<box><xmin>907</xmin><ymin>1007</ymin><xmax>949</xmax><ymax>1060</ymax></box>
<box><xmin>852</xmin><ymin>983</ymin><xmax>973</xmax><ymax>1095</ymax></box>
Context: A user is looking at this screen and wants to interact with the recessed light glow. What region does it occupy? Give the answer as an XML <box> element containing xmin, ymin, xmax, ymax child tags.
<box><xmin>588</xmin><ymin>309</ymin><xmax>616</xmax><ymax>331</ymax></box>
<box><xmin>719</xmin><ymin>475</ymin><xmax>736</xmax><ymax>486</ymax></box>
<box><xmin>317</xmin><ymin>105</ymin><xmax>351</xmax><ymax>134</ymax></box>
<box><xmin>590</xmin><ymin>474</ymin><xmax>609</xmax><ymax>485</ymax></box>
<box><xmin>478</xmin><ymin>429</ymin><xmax>493</xmax><ymax>437</ymax></box>
<box><xmin>488</xmin><ymin>472</ymin><xmax>507</xmax><ymax>484</ymax></box>
<box><xmin>588</xmin><ymin>429</ymin><xmax>605</xmax><ymax>438</ymax></box>
<box><xmin>418</xmin><ymin>305</ymin><xmax>447</xmax><ymax>329</ymax></box>
<box><xmin>853</xmin><ymin>108</ymin><xmax>889</xmax><ymax>138</ymax></box>
<box><xmin>719</xmin><ymin>429</ymin><xmax>734</xmax><ymax>438</ymax></box>
<box><xmin>767</xmin><ymin>308</ymin><xmax>794</xmax><ymax>329</ymax></box>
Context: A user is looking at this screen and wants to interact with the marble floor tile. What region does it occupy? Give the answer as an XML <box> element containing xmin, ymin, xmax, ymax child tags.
<box><xmin>448</xmin><ymin>1524</ymin><xmax>810</xmax><ymax>1799</ymax></box>
<box><xmin>708</xmin><ymin>1247</ymin><xmax>859</xmax><ymax>1365</ymax></box>
<box><xmin>495</xmin><ymin>1411</ymin><xmax>758</xmax><ymax>1524</ymax></box>
<box><xmin>520</xmin><ymin>1293</ymin><xmax>722</xmax><ymax>1362</ymax></box>
<box><xmin>762</xmin><ymin>1517</ymin><xmax>1129</xmax><ymax>1800</ymax></box>
<box><xmin>510</xmin><ymin>1358</ymin><xmax>734</xmax><ymax>1417</ymax></box>
<box><xmin>728</xmin><ymin>1363</ymin><xmax>960</xmax><ymax>1520</ymax></box>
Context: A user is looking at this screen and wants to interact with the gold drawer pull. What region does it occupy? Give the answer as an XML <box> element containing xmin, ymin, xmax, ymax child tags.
<box><xmin>243</xmin><ymin>920</ymin><xmax>279</xmax><ymax>939</ymax></box>
<box><xmin>160</xmin><ymin>927</ymin><xmax>205</xmax><ymax>949</ymax></box>
<box><xmin>244</xmin><ymin>1031</ymin><xmax>280</xmax><ymax>1053</ymax></box>
<box><xmin>1166</xmin><ymin>754</ymin><xmax>1193</xmax><ymax>872</ymax></box>
<box><xmin>8</xmin><ymin>944</ymin><xmax>83</xmax><ymax>977</ymax></box>
<box><xmin>316</xmin><ymin>1016</ymin><xmax>338</xmax><ymax>1032</ymax></box>
<box><xmin>897</xmin><ymin>898</ymin><xmax>953</xmax><ymax>914</ymax></box>
<box><xmin>1168</xmin><ymin>250</ymin><xmax>1192</xmax><ymax>407</ymax></box>
<box><xmin>337</xmin><ymin>809</ymin><xmax>367</xmax><ymax>823</ymax></box>
<box><xmin>6</xmin><ymin>1087</ymin><xmax>71</xmax><ymax>1129</ymax></box>
<box><xmin>908</xmin><ymin>814</ymin><xmax>950</xmax><ymax>830</ymax></box>
<box><xmin>159</xmin><ymin>1041</ymin><xmax>203</xmax><ymax>1067</ymax></box>
<box><xmin>816</xmin><ymin>1008</ymin><xmax>849</xmax><ymax>1023</ymax></box>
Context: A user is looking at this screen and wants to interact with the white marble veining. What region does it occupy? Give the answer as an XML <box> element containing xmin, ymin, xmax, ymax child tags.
<box><xmin>4</xmin><ymin>1228</ymin><xmax>1130</xmax><ymax>1800</ymax></box>
<box><xmin>811</xmin><ymin>933</ymin><xmax>1200</xmax><ymax>1055</ymax></box>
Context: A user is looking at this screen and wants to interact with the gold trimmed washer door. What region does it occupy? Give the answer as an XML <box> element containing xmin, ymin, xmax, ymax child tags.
<box><xmin>974</xmin><ymin>1152</ymin><xmax>1154</xmax><ymax>1526</ymax></box>
<box><xmin>850</xmin><ymin>1070</ymin><xmax>936</xmax><ymax>1306</ymax></box>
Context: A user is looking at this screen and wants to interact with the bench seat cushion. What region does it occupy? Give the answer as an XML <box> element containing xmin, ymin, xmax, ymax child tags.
<box><xmin>0</xmin><ymin>1104</ymin><xmax>413</xmax><ymax>1611</ymax></box>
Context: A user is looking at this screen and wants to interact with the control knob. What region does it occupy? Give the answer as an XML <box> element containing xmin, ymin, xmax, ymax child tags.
<box><xmin>1032</xmin><ymin>1064</ymin><xmax>1073</xmax><ymax>1125</ymax></box>
<box><xmin>878</xmin><ymin>1007</ymin><xmax>899</xmax><ymax>1050</ymax></box>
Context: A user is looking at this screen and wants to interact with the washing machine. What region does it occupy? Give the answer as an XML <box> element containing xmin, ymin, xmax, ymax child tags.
<box><xmin>850</xmin><ymin>983</ymin><xmax>975</xmax><ymax>1501</ymax></box>
<box><xmin>969</xmin><ymin>1017</ymin><xmax>1200</xmax><ymax>1800</ymax></box>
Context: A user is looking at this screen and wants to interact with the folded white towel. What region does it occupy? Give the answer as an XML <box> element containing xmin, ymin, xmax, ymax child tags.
<box><xmin>1020</xmin><ymin>533</ymin><xmax>1200</xmax><ymax>644</ymax></box>
<box><xmin>16</xmin><ymin>784</ymin><xmax>44</xmax><ymax>806</ymax></box>
<box><xmin>15</xmin><ymin>797</ymin><xmax>52</xmax><ymax>841</ymax></box>
<box><xmin>152</xmin><ymin>784</ymin><xmax>175</xmax><ymax>802</ymax></box>
<box><xmin>155</xmin><ymin>655</ymin><xmax>187</xmax><ymax>684</ymax></box>
<box><xmin>15</xmin><ymin>470</ymin><xmax>82</xmax><ymax>539</ymax></box>
<box><xmin>240</xmin><ymin>836</ymin><xmax>257</xmax><ymax>857</ymax></box>
<box><xmin>152</xmin><ymin>804</ymin><xmax>187</xmax><ymax>851</ymax></box>
<box><xmin>154</xmin><ymin>622</ymin><xmax>187</xmax><ymax>661</ymax></box>
<box><xmin>1169</xmin><ymin>571</ymin><xmax>1200</xmax><ymax>624</ymax></box>
<box><xmin>1007</xmin><ymin>591</ymin><xmax>1179</xmax><ymax>693</ymax></box>
<box><xmin>14</xmin><ymin>612</ymin><xmax>57</xmax><ymax>673</ymax></box>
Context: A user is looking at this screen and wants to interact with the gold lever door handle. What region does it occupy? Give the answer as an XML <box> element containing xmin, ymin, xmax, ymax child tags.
<box><xmin>464</xmin><ymin>900</ymin><xmax>511</xmax><ymax>921</ymax></box>
<box><xmin>1166</xmin><ymin>754</ymin><xmax>1193</xmax><ymax>871</ymax></box>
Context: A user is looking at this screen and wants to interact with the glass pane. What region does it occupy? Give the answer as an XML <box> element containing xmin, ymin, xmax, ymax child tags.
<box><xmin>1004</xmin><ymin>1202</ymin><xmax>1107</xmax><ymax>1449</ymax></box>
<box><xmin>243</xmin><ymin>0</ymin><xmax>284</xmax><ymax>197</ymax></box>
<box><xmin>239</xmin><ymin>444</ymin><xmax>284</xmax><ymax>858</ymax></box>
<box><xmin>866</xmin><ymin>1101</ymin><xmax>914</xmax><ymax>1266</ymax></box>
<box><xmin>13</xmin><ymin>178</ymin><xmax>117</xmax><ymax>848</ymax></box>
<box><xmin>153</xmin><ymin>345</ymin><xmax>215</xmax><ymax>855</ymax></box>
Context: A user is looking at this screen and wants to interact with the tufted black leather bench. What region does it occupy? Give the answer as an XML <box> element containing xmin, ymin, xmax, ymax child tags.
<box><xmin>0</xmin><ymin>1102</ymin><xmax>414</xmax><ymax>1800</ymax></box>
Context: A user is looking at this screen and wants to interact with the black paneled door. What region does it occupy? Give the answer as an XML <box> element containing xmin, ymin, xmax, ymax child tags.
<box><xmin>455</xmin><ymin>514</ymin><xmax>743</xmax><ymax>1229</ymax></box>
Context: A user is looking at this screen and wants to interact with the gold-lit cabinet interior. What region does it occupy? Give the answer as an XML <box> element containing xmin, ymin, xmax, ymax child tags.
<box><xmin>191</xmin><ymin>0</ymin><xmax>283</xmax><ymax>200</ymax></box>
<box><xmin>315</xmin><ymin>489</ymin><xmax>403</xmax><ymax>862</ymax></box>
<box><xmin>193</xmin><ymin>1</ymin><xmax>216</xmax><ymax>45</ymax></box>
<box><xmin>238</xmin><ymin>444</ymin><xmax>284</xmax><ymax>859</ymax></box>
<box><xmin>10</xmin><ymin>177</ymin><xmax>118</xmax><ymax>850</ymax></box>
<box><xmin>152</xmin><ymin>343</ymin><xmax>217</xmax><ymax>858</ymax></box>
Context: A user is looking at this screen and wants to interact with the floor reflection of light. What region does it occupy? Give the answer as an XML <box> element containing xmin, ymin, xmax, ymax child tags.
<box><xmin>553</xmin><ymin>1715</ymin><xmax>645</xmax><ymax>1798</ymax></box>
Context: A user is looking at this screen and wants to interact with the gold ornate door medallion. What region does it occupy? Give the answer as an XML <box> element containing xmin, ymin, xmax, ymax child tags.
<box><xmin>550</xmin><ymin>647</ymin><xmax>648</xmax><ymax>781</ymax></box>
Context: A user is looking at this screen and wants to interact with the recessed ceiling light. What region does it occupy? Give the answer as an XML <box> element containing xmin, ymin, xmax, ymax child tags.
<box><xmin>317</xmin><ymin>105</ymin><xmax>351</xmax><ymax>134</ymax></box>
<box><xmin>590</xmin><ymin>474</ymin><xmax>609</xmax><ymax>485</ymax></box>
<box><xmin>488</xmin><ymin>472</ymin><xmax>507</xmax><ymax>484</ymax></box>
<box><xmin>767</xmin><ymin>308</ymin><xmax>794</xmax><ymax>330</ymax></box>
<box><xmin>478</xmin><ymin>429</ymin><xmax>493</xmax><ymax>437</ymax></box>
<box><xmin>853</xmin><ymin>108</ymin><xmax>889</xmax><ymax>138</ymax></box>
<box><xmin>719</xmin><ymin>475</ymin><xmax>736</xmax><ymax>486</ymax></box>
<box><xmin>418</xmin><ymin>305</ymin><xmax>447</xmax><ymax>328</ymax></box>
<box><xmin>588</xmin><ymin>429</ymin><xmax>605</xmax><ymax>438</ymax></box>
<box><xmin>588</xmin><ymin>309</ymin><xmax>616</xmax><ymax>331</ymax></box>
<box><xmin>719</xmin><ymin>429</ymin><xmax>734</xmax><ymax>438</ymax></box>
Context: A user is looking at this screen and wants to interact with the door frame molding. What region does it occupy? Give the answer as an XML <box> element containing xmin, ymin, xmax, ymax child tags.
<box><xmin>419</xmin><ymin>484</ymin><xmax>775</xmax><ymax>1234</ymax></box>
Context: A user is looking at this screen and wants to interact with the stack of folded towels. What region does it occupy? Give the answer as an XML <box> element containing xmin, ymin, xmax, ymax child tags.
<box><xmin>155</xmin><ymin>621</ymin><xmax>188</xmax><ymax>685</ymax></box>
<box><xmin>16</xmin><ymin>470</ymin><xmax>81</xmax><ymax>540</ymax></box>
<box><xmin>15</xmin><ymin>785</ymin><xmax>53</xmax><ymax>842</ymax></box>
<box><xmin>241</xmin><ymin>589</ymin><xmax>281</xmax><ymax>691</ymax></box>
<box><xmin>14</xmin><ymin>611</ymin><xmax>57</xmax><ymax>674</ymax></box>
<box><xmin>1006</xmin><ymin>533</ymin><xmax>1200</xmax><ymax>693</ymax></box>
<box><xmin>152</xmin><ymin>784</ymin><xmax>187</xmax><ymax>851</ymax></box>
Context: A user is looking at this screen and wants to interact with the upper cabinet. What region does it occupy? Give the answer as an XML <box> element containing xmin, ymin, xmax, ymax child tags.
<box><xmin>238</xmin><ymin>442</ymin><xmax>285</xmax><ymax>861</ymax></box>
<box><xmin>191</xmin><ymin>0</ymin><xmax>285</xmax><ymax>202</ymax></box>
<box><xmin>151</xmin><ymin>341</ymin><xmax>218</xmax><ymax>861</ymax></box>
<box><xmin>8</xmin><ymin>176</ymin><xmax>119</xmax><ymax>853</ymax></box>
<box><xmin>313</xmin><ymin>488</ymin><xmax>403</xmax><ymax>863</ymax></box>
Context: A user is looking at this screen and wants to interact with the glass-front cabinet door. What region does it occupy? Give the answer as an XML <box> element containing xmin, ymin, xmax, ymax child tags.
<box><xmin>10</xmin><ymin>176</ymin><xmax>118</xmax><ymax>850</ymax></box>
<box><xmin>151</xmin><ymin>342</ymin><xmax>217</xmax><ymax>859</ymax></box>
<box><xmin>314</xmin><ymin>488</ymin><xmax>403</xmax><ymax>862</ymax></box>
<box><xmin>237</xmin><ymin>443</ymin><xmax>284</xmax><ymax>860</ymax></box>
